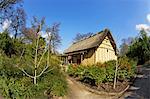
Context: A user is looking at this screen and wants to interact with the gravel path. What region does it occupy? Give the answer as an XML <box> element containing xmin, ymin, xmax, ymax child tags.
<box><xmin>121</xmin><ymin>66</ymin><xmax>150</xmax><ymax>99</ymax></box>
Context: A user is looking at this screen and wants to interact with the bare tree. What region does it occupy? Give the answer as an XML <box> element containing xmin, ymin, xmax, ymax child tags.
<box><xmin>113</xmin><ymin>34</ymin><xmax>121</xmax><ymax>89</ymax></box>
<box><xmin>19</xmin><ymin>33</ymin><xmax>53</xmax><ymax>84</ymax></box>
<box><xmin>0</xmin><ymin>0</ymin><xmax>26</xmax><ymax>38</ymax></box>
<box><xmin>18</xmin><ymin>20</ymin><xmax>53</xmax><ymax>84</ymax></box>
<box><xmin>10</xmin><ymin>7</ymin><xmax>26</xmax><ymax>38</ymax></box>
<box><xmin>46</xmin><ymin>23</ymin><xmax>61</xmax><ymax>53</ymax></box>
<box><xmin>23</xmin><ymin>17</ymin><xmax>45</xmax><ymax>42</ymax></box>
<box><xmin>73</xmin><ymin>32</ymin><xmax>93</xmax><ymax>42</ymax></box>
<box><xmin>0</xmin><ymin>0</ymin><xmax>22</xmax><ymax>9</ymax></box>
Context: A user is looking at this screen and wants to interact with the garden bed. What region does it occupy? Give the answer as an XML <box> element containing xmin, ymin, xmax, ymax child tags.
<box><xmin>69</xmin><ymin>76</ymin><xmax>130</xmax><ymax>97</ymax></box>
<box><xmin>67</xmin><ymin>59</ymin><xmax>137</xmax><ymax>96</ymax></box>
<box><xmin>73</xmin><ymin>76</ymin><xmax>129</xmax><ymax>93</ymax></box>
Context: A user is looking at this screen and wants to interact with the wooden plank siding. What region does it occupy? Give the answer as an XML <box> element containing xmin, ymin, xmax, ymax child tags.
<box><xmin>63</xmin><ymin>29</ymin><xmax>118</xmax><ymax>65</ymax></box>
<box><xmin>95</xmin><ymin>36</ymin><xmax>117</xmax><ymax>63</ymax></box>
<box><xmin>81</xmin><ymin>49</ymin><xmax>95</xmax><ymax>65</ymax></box>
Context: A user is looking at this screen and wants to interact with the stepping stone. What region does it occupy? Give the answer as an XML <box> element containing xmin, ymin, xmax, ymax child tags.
<box><xmin>136</xmin><ymin>75</ymin><xmax>144</xmax><ymax>78</ymax></box>
<box><xmin>129</xmin><ymin>86</ymin><xmax>140</xmax><ymax>90</ymax></box>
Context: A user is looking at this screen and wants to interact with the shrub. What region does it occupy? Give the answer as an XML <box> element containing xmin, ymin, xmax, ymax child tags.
<box><xmin>0</xmin><ymin>31</ymin><xmax>14</xmax><ymax>57</ymax></box>
<box><xmin>0</xmin><ymin>52</ymin><xmax>68</xmax><ymax>98</ymax></box>
<box><xmin>67</xmin><ymin>58</ymin><xmax>137</xmax><ymax>86</ymax></box>
<box><xmin>87</xmin><ymin>66</ymin><xmax>106</xmax><ymax>85</ymax></box>
<box><xmin>67</xmin><ymin>64</ymin><xmax>76</xmax><ymax>76</ymax></box>
<box><xmin>103</xmin><ymin>60</ymin><xmax>116</xmax><ymax>82</ymax></box>
<box><xmin>117</xmin><ymin>56</ymin><xmax>137</xmax><ymax>80</ymax></box>
<box><xmin>74</xmin><ymin>65</ymin><xmax>86</xmax><ymax>79</ymax></box>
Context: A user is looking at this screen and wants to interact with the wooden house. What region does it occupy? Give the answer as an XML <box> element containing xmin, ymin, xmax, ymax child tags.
<box><xmin>63</xmin><ymin>29</ymin><xmax>117</xmax><ymax>65</ymax></box>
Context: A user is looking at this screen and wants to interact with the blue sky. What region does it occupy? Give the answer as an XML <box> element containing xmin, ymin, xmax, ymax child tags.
<box><xmin>23</xmin><ymin>0</ymin><xmax>150</xmax><ymax>53</ymax></box>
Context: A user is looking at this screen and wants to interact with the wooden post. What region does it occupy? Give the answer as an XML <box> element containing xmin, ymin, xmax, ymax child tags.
<box><xmin>81</xmin><ymin>53</ymin><xmax>83</xmax><ymax>63</ymax></box>
<box><xmin>71</xmin><ymin>58</ymin><xmax>72</xmax><ymax>64</ymax></box>
<box><xmin>81</xmin><ymin>54</ymin><xmax>83</xmax><ymax>63</ymax></box>
<box><xmin>66</xmin><ymin>56</ymin><xmax>68</xmax><ymax>64</ymax></box>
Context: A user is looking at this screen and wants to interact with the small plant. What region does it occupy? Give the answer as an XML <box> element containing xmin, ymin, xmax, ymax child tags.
<box><xmin>67</xmin><ymin>58</ymin><xmax>137</xmax><ymax>87</ymax></box>
<box><xmin>0</xmin><ymin>20</ymin><xmax>68</xmax><ymax>98</ymax></box>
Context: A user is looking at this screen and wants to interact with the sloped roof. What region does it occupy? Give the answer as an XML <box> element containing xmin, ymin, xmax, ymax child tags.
<box><xmin>64</xmin><ymin>29</ymin><xmax>117</xmax><ymax>54</ymax></box>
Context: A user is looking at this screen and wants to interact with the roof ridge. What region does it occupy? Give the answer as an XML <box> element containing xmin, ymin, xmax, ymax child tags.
<box><xmin>73</xmin><ymin>30</ymin><xmax>104</xmax><ymax>44</ymax></box>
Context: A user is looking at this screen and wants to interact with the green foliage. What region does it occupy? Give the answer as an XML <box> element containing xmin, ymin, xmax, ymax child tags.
<box><xmin>0</xmin><ymin>31</ymin><xmax>27</xmax><ymax>57</ymax></box>
<box><xmin>39</xmin><ymin>69</ymin><xmax>68</xmax><ymax>97</ymax></box>
<box><xmin>117</xmin><ymin>69</ymin><xmax>129</xmax><ymax>80</ymax></box>
<box><xmin>104</xmin><ymin>60</ymin><xmax>116</xmax><ymax>82</ymax></box>
<box><xmin>0</xmin><ymin>35</ymin><xmax>68</xmax><ymax>99</ymax></box>
<box><xmin>117</xmin><ymin>56</ymin><xmax>136</xmax><ymax>80</ymax></box>
<box><xmin>67</xmin><ymin>64</ymin><xmax>76</xmax><ymax>76</ymax></box>
<box><xmin>85</xmin><ymin>66</ymin><xmax>106</xmax><ymax>85</ymax></box>
<box><xmin>67</xmin><ymin>59</ymin><xmax>137</xmax><ymax>86</ymax></box>
<box><xmin>0</xmin><ymin>10</ymin><xmax>66</xmax><ymax>99</ymax></box>
<box><xmin>127</xmin><ymin>30</ymin><xmax>150</xmax><ymax>64</ymax></box>
<box><xmin>74</xmin><ymin>65</ymin><xmax>86</xmax><ymax>79</ymax></box>
<box><xmin>0</xmin><ymin>52</ymin><xmax>68</xmax><ymax>98</ymax></box>
<box><xmin>0</xmin><ymin>31</ymin><xmax>14</xmax><ymax>57</ymax></box>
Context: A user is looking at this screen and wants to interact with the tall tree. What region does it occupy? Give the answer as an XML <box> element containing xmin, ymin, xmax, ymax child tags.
<box><xmin>0</xmin><ymin>0</ymin><xmax>26</xmax><ymax>38</ymax></box>
<box><xmin>19</xmin><ymin>17</ymin><xmax>52</xmax><ymax>85</ymax></box>
<box><xmin>10</xmin><ymin>7</ymin><xmax>26</xmax><ymax>38</ymax></box>
<box><xmin>127</xmin><ymin>30</ymin><xmax>150</xmax><ymax>64</ymax></box>
<box><xmin>46</xmin><ymin>23</ymin><xmax>61</xmax><ymax>53</ymax></box>
<box><xmin>0</xmin><ymin>0</ymin><xmax>22</xmax><ymax>9</ymax></box>
<box><xmin>23</xmin><ymin>17</ymin><xmax>45</xmax><ymax>42</ymax></box>
<box><xmin>119</xmin><ymin>37</ymin><xmax>133</xmax><ymax>56</ymax></box>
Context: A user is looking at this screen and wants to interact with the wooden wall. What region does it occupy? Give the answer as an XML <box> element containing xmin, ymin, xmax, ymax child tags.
<box><xmin>81</xmin><ymin>49</ymin><xmax>95</xmax><ymax>65</ymax></box>
<box><xmin>95</xmin><ymin>36</ymin><xmax>117</xmax><ymax>63</ymax></box>
<box><xmin>70</xmin><ymin>36</ymin><xmax>117</xmax><ymax>65</ymax></box>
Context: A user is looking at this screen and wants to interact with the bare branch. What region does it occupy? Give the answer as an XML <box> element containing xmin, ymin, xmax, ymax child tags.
<box><xmin>37</xmin><ymin>48</ymin><xmax>47</xmax><ymax>68</ymax></box>
<box><xmin>19</xmin><ymin>48</ymin><xmax>25</xmax><ymax>60</ymax></box>
<box><xmin>43</xmin><ymin>67</ymin><xmax>54</xmax><ymax>74</ymax></box>
<box><xmin>20</xmin><ymin>68</ymin><xmax>34</xmax><ymax>78</ymax></box>
<box><xmin>36</xmin><ymin>66</ymin><xmax>53</xmax><ymax>78</ymax></box>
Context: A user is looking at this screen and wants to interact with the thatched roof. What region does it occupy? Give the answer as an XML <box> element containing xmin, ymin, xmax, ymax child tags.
<box><xmin>64</xmin><ymin>29</ymin><xmax>117</xmax><ymax>54</ymax></box>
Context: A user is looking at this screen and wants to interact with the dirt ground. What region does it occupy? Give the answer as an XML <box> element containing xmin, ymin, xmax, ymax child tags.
<box><xmin>63</xmin><ymin>78</ymin><xmax>114</xmax><ymax>99</ymax></box>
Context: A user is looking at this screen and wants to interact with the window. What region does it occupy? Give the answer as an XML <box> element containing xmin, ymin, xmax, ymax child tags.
<box><xmin>107</xmin><ymin>49</ymin><xmax>108</xmax><ymax>52</ymax></box>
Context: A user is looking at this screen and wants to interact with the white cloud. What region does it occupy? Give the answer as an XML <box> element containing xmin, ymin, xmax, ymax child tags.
<box><xmin>136</xmin><ymin>24</ymin><xmax>150</xmax><ymax>32</ymax></box>
<box><xmin>2</xmin><ymin>19</ymin><xmax>11</xmax><ymax>31</ymax></box>
<box><xmin>147</xmin><ymin>14</ymin><xmax>150</xmax><ymax>23</ymax></box>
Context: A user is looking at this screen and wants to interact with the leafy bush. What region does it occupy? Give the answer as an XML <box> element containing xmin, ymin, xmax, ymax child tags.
<box><xmin>0</xmin><ymin>31</ymin><xmax>14</xmax><ymax>57</ymax></box>
<box><xmin>85</xmin><ymin>66</ymin><xmax>106</xmax><ymax>85</ymax></box>
<box><xmin>74</xmin><ymin>65</ymin><xmax>86</xmax><ymax>79</ymax></box>
<box><xmin>67</xmin><ymin>58</ymin><xmax>137</xmax><ymax>86</ymax></box>
<box><xmin>39</xmin><ymin>67</ymin><xmax>68</xmax><ymax>97</ymax></box>
<box><xmin>103</xmin><ymin>60</ymin><xmax>116</xmax><ymax>82</ymax></box>
<box><xmin>0</xmin><ymin>52</ymin><xmax>68</xmax><ymax>98</ymax></box>
<box><xmin>117</xmin><ymin>56</ymin><xmax>137</xmax><ymax>81</ymax></box>
<box><xmin>67</xmin><ymin>64</ymin><xmax>76</xmax><ymax>76</ymax></box>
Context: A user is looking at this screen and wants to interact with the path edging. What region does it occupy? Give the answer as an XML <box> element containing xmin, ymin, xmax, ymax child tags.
<box><xmin>68</xmin><ymin>76</ymin><xmax>130</xmax><ymax>98</ymax></box>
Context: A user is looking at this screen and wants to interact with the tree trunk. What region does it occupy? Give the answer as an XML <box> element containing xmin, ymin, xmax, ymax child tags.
<box><xmin>113</xmin><ymin>59</ymin><xmax>118</xmax><ymax>89</ymax></box>
<box><xmin>34</xmin><ymin>70</ymin><xmax>37</xmax><ymax>84</ymax></box>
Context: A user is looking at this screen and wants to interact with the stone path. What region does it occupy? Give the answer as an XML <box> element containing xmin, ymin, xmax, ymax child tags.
<box><xmin>121</xmin><ymin>66</ymin><xmax>150</xmax><ymax>99</ymax></box>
